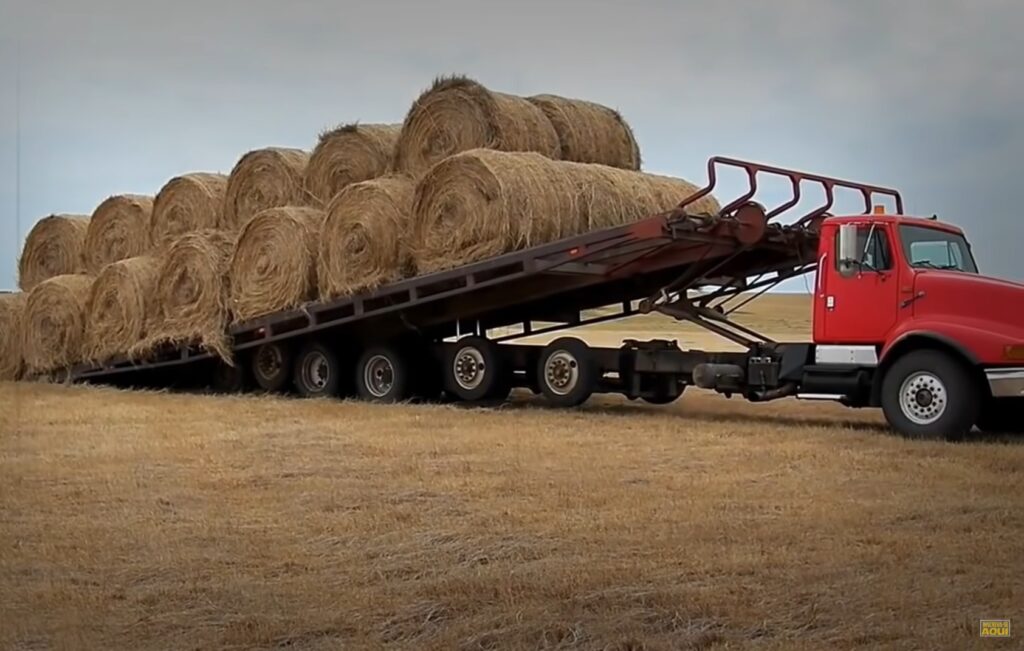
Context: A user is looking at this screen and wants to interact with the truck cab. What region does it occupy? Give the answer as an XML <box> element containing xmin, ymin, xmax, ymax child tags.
<box><xmin>811</xmin><ymin>211</ymin><xmax>1024</xmax><ymax>437</ymax></box>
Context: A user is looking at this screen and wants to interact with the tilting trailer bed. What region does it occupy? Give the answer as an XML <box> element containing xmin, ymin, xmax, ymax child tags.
<box><xmin>70</xmin><ymin>157</ymin><xmax>927</xmax><ymax>415</ymax></box>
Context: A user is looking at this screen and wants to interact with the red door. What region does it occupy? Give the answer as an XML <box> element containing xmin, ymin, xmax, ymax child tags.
<box><xmin>818</xmin><ymin>223</ymin><xmax>902</xmax><ymax>344</ymax></box>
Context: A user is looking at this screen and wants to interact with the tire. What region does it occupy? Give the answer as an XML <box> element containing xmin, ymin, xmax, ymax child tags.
<box><xmin>881</xmin><ymin>350</ymin><xmax>979</xmax><ymax>441</ymax></box>
<box><xmin>976</xmin><ymin>398</ymin><xmax>1024</xmax><ymax>434</ymax></box>
<box><xmin>211</xmin><ymin>360</ymin><xmax>251</xmax><ymax>394</ymax></box>
<box><xmin>355</xmin><ymin>345</ymin><xmax>413</xmax><ymax>403</ymax></box>
<box><xmin>292</xmin><ymin>341</ymin><xmax>345</xmax><ymax>399</ymax></box>
<box><xmin>536</xmin><ymin>337</ymin><xmax>598</xmax><ymax>407</ymax></box>
<box><xmin>251</xmin><ymin>342</ymin><xmax>292</xmax><ymax>393</ymax></box>
<box><xmin>444</xmin><ymin>336</ymin><xmax>511</xmax><ymax>402</ymax></box>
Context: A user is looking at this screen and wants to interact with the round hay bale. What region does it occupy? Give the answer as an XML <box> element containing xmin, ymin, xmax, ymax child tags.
<box><xmin>135</xmin><ymin>229</ymin><xmax>235</xmax><ymax>362</ymax></box>
<box><xmin>527</xmin><ymin>94</ymin><xmax>641</xmax><ymax>170</ymax></box>
<box><xmin>229</xmin><ymin>206</ymin><xmax>324</xmax><ymax>322</ymax></box>
<box><xmin>17</xmin><ymin>214</ymin><xmax>90</xmax><ymax>291</ymax></box>
<box><xmin>22</xmin><ymin>274</ymin><xmax>94</xmax><ymax>374</ymax></box>
<box><xmin>151</xmin><ymin>173</ymin><xmax>229</xmax><ymax>248</ymax></box>
<box><xmin>84</xmin><ymin>256</ymin><xmax>159</xmax><ymax>363</ymax></box>
<box><xmin>222</xmin><ymin>148</ymin><xmax>310</xmax><ymax>231</ymax></box>
<box><xmin>305</xmin><ymin>123</ymin><xmax>401</xmax><ymax>206</ymax></box>
<box><xmin>0</xmin><ymin>292</ymin><xmax>27</xmax><ymax>380</ymax></box>
<box><xmin>411</xmin><ymin>149</ymin><xmax>719</xmax><ymax>273</ymax></box>
<box><xmin>83</xmin><ymin>194</ymin><xmax>155</xmax><ymax>274</ymax></box>
<box><xmin>394</xmin><ymin>75</ymin><xmax>560</xmax><ymax>177</ymax></box>
<box><xmin>318</xmin><ymin>175</ymin><xmax>416</xmax><ymax>299</ymax></box>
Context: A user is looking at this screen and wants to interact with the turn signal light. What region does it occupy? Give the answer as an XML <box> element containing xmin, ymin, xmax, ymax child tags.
<box><xmin>1005</xmin><ymin>345</ymin><xmax>1024</xmax><ymax>361</ymax></box>
<box><xmin>872</xmin><ymin>205</ymin><xmax>887</xmax><ymax>214</ymax></box>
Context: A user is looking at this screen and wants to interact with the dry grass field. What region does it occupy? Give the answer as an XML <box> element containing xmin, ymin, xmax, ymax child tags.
<box><xmin>1</xmin><ymin>294</ymin><xmax>1021</xmax><ymax>650</ymax></box>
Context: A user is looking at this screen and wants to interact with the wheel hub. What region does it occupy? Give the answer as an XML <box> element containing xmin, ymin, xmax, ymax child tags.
<box><xmin>256</xmin><ymin>345</ymin><xmax>282</xmax><ymax>380</ymax></box>
<box><xmin>454</xmin><ymin>348</ymin><xmax>486</xmax><ymax>390</ymax></box>
<box><xmin>900</xmin><ymin>372</ymin><xmax>948</xmax><ymax>425</ymax></box>
<box><xmin>302</xmin><ymin>353</ymin><xmax>329</xmax><ymax>391</ymax></box>
<box><xmin>545</xmin><ymin>351</ymin><xmax>579</xmax><ymax>396</ymax></box>
<box><xmin>365</xmin><ymin>355</ymin><xmax>394</xmax><ymax>398</ymax></box>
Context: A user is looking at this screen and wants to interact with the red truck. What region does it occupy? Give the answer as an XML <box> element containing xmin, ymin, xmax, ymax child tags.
<box><xmin>72</xmin><ymin>158</ymin><xmax>1023</xmax><ymax>440</ymax></box>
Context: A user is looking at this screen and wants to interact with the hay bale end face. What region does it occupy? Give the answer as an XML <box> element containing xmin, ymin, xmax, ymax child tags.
<box><xmin>222</xmin><ymin>148</ymin><xmax>310</xmax><ymax>231</ymax></box>
<box><xmin>528</xmin><ymin>94</ymin><xmax>641</xmax><ymax>170</ymax></box>
<box><xmin>305</xmin><ymin>123</ymin><xmax>401</xmax><ymax>206</ymax></box>
<box><xmin>136</xmin><ymin>229</ymin><xmax>235</xmax><ymax>362</ymax></box>
<box><xmin>318</xmin><ymin>175</ymin><xmax>416</xmax><ymax>299</ymax></box>
<box><xmin>0</xmin><ymin>292</ymin><xmax>27</xmax><ymax>380</ymax></box>
<box><xmin>22</xmin><ymin>274</ymin><xmax>94</xmax><ymax>374</ymax></box>
<box><xmin>17</xmin><ymin>214</ymin><xmax>90</xmax><ymax>291</ymax></box>
<box><xmin>84</xmin><ymin>256</ymin><xmax>160</xmax><ymax>363</ymax></box>
<box><xmin>151</xmin><ymin>173</ymin><xmax>229</xmax><ymax>248</ymax></box>
<box><xmin>394</xmin><ymin>75</ymin><xmax>560</xmax><ymax>177</ymax></box>
<box><xmin>412</xmin><ymin>149</ymin><xmax>718</xmax><ymax>273</ymax></box>
<box><xmin>229</xmin><ymin>206</ymin><xmax>324</xmax><ymax>322</ymax></box>
<box><xmin>83</xmin><ymin>194</ymin><xmax>155</xmax><ymax>275</ymax></box>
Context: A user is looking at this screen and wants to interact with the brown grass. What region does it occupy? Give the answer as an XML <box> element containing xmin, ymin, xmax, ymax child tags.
<box><xmin>412</xmin><ymin>149</ymin><xmax>719</xmax><ymax>273</ymax></box>
<box><xmin>229</xmin><ymin>206</ymin><xmax>324</xmax><ymax>322</ymax></box>
<box><xmin>304</xmin><ymin>123</ymin><xmax>401</xmax><ymax>206</ymax></box>
<box><xmin>17</xmin><ymin>214</ymin><xmax>90</xmax><ymax>291</ymax></box>
<box><xmin>20</xmin><ymin>273</ymin><xmax>94</xmax><ymax>374</ymax></box>
<box><xmin>82</xmin><ymin>195</ymin><xmax>154</xmax><ymax>274</ymax></box>
<box><xmin>394</xmin><ymin>75</ymin><xmax>560</xmax><ymax>177</ymax></box>
<box><xmin>83</xmin><ymin>256</ymin><xmax>159</xmax><ymax>363</ymax></box>
<box><xmin>150</xmin><ymin>173</ymin><xmax>229</xmax><ymax>248</ymax></box>
<box><xmin>318</xmin><ymin>175</ymin><xmax>417</xmax><ymax>299</ymax></box>
<box><xmin>1</xmin><ymin>295</ymin><xmax>1020</xmax><ymax>650</ymax></box>
<box><xmin>135</xmin><ymin>230</ymin><xmax>234</xmax><ymax>363</ymax></box>
<box><xmin>0</xmin><ymin>292</ymin><xmax>27</xmax><ymax>380</ymax></box>
<box><xmin>221</xmin><ymin>148</ymin><xmax>311</xmax><ymax>231</ymax></box>
<box><xmin>528</xmin><ymin>94</ymin><xmax>641</xmax><ymax>169</ymax></box>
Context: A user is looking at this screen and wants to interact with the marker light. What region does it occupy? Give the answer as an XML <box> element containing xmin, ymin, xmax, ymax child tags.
<box><xmin>1005</xmin><ymin>345</ymin><xmax>1024</xmax><ymax>361</ymax></box>
<box><xmin>872</xmin><ymin>205</ymin><xmax>887</xmax><ymax>214</ymax></box>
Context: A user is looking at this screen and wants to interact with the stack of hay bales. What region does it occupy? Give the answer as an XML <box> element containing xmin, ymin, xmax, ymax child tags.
<box><xmin>228</xmin><ymin>207</ymin><xmax>325</xmax><ymax>322</ymax></box>
<box><xmin>21</xmin><ymin>274</ymin><xmax>94</xmax><ymax>375</ymax></box>
<box><xmin>221</xmin><ymin>148</ymin><xmax>310</xmax><ymax>231</ymax></box>
<box><xmin>84</xmin><ymin>256</ymin><xmax>159</xmax><ymax>363</ymax></box>
<box><xmin>7</xmin><ymin>74</ymin><xmax>721</xmax><ymax>379</ymax></box>
<box><xmin>304</xmin><ymin>124</ymin><xmax>400</xmax><ymax>206</ymax></box>
<box><xmin>82</xmin><ymin>195</ymin><xmax>154</xmax><ymax>274</ymax></box>
<box><xmin>410</xmin><ymin>149</ymin><xmax>718</xmax><ymax>273</ymax></box>
<box><xmin>0</xmin><ymin>293</ymin><xmax>27</xmax><ymax>380</ymax></box>
<box><xmin>17</xmin><ymin>215</ymin><xmax>90</xmax><ymax>291</ymax></box>
<box><xmin>150</xmin><ymin>173</ymin><xmax>228</xmax><ymax>248</ymax></box>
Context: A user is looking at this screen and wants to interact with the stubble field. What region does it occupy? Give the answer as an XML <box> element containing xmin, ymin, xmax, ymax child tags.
<box><xmin>1</xmin><ymin>294</ymin><xmax>1021</xmax><ymax>650</ymax></box>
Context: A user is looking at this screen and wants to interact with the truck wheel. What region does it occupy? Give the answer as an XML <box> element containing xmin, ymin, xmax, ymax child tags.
<box><xmin>445</xmin><ymin>336</ymin><xmax>511</xmax><ymax>402</ymax></box>
<box><xmin>211</xmin><ymin>359</ymin><xmax>251</xmax><ymax>394</ymax></box>
<box><xmin>881</xmin><ymin>350</ymin><xmax>978</xmax><ymax>441</ymax></box>
<box><xmin>293</xmin><ymin>341</ymin><xmax>344</xmax><ymax>399</ymax></box>
<box><xmin>976</xmin><ymin>398</ymin><xmax>1024</xmax><ymax>434</ymax></box>
<box><xmin>355</xmin><ymin>345</ymin><xmax>412</xmax><ymax>403</ymax></box>
<box><xmin>536</xmin><ymin>337</ymin><xmax>598</xmax><ymax>407</ymax></box>
<box><xmin>252</xmin><ymin>342</ymin><xmax>292</xmax><ymax>393</ymax></box>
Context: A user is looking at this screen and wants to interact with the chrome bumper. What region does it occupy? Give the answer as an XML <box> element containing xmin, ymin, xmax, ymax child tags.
<box><xmin>986</xmin><ymin>368</ymin><xmax>1024</xmax><ymax>398</ymax></box>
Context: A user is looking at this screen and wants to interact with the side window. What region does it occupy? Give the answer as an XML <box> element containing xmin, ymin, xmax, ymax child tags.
<box><xmin>835</xmin><ymin>225</ymin><xmax>893</xmax><ymax>275</ymax></box>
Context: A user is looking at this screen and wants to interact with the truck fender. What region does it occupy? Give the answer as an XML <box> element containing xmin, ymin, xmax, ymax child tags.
<box><xmin>872</xmin><ymin>330</ymin><xmax>982</xmax><ymax>407</ymax></box>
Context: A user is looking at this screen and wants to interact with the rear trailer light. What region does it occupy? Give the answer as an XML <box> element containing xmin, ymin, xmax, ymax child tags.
<box><xmin>1005</xmin><ymin>345</ymin><xmax>1024</xmax><ymax>361</ymax></box>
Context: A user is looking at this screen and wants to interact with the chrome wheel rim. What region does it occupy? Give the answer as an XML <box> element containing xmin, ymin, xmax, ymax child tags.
<box><xmin>899</xmin><ymin>371</ymin><xmax>948</xmax><ymax>425</ymax></box>
<box><xmin>454</xmin><ymin>347</ymin><xmax>486</xmax><ymax>391</ymax></box>
<box><xmin>544</xmin><ymin>350</ymin><xmax>579</xmax><ymax>396</ymax></box>
<box><xmin>364</xmin><ymin>355</ymin><xmax>394</xmax><ymax>398</ymax></box>
<box><xmin>301</xmin><ymin>352</ymin><xmax>330</xmax><ymax>392</ymax></box>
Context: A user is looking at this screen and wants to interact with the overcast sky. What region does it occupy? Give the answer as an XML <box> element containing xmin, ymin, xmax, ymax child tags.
<box><xmin>1</xmin><ymin>0</ymin><xmax>1021</xmax><ymax>291</ymax></box>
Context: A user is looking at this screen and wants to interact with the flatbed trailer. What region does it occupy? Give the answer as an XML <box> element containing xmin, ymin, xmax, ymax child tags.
<box><xmin>71</xmin><ymin>158</ymin><xmax>1024</xmax><ymax>439</ymax></box>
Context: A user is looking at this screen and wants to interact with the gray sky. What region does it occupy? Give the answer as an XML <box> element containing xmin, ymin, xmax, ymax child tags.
<box><xmin>1</xmin><ymin>0</ymin><xmax>1021</xmax><ymax>291</ymax></box>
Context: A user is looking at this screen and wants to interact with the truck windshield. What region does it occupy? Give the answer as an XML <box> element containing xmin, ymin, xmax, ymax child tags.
<box><xmin>899</xmin><ymin>225</ymin><xmax>978</xmax><ymax>273</ymax></box>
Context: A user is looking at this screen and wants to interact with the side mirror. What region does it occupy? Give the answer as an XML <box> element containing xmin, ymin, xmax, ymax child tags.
<box><xmin>838</xmin><ymin>223</ymin><xmax>860</xmax><ymax>266</ymax></box>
